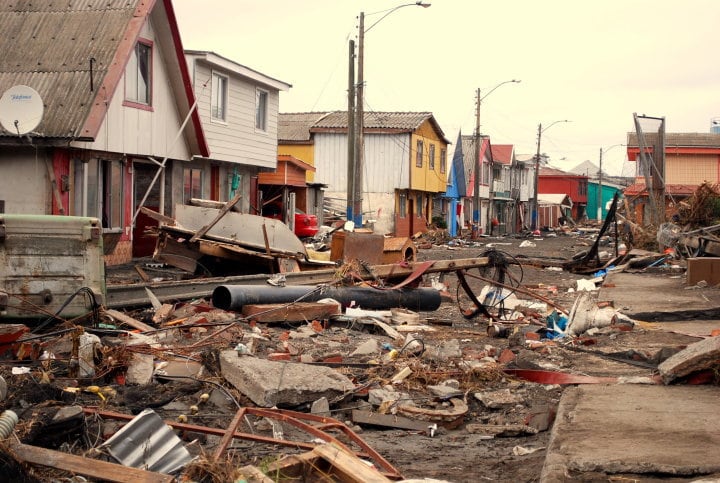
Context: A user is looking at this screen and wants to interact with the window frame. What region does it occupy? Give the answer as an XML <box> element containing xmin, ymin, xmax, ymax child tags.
<box><xmin>211</xmin><ymin>71</ymin><xmax>229</xmax><ymax>122</ymax></box>
<box><xmin>124</xmin><ymin>39</ymin><xmax>153</xmax><ymax>109</ymax></box>
<box><xmin>440</xmin><ymin>148</ymin><xmax>447</xmax><ymax>174</ymax></box>
<box><xmin>255</xmin><ymin>88</ymin><xmax>268</xmax><ymax>132</ymax></box>
<box><xmin>429</xmin><ymin>144</ymin><xmax>436</xmax><ymax>170</ymax></box>
<box><xmin>399</xmin><ymin>193</ymin><xmax>407</xmax><ymax>218</ymax></box>
<box><xmin>183</xmin><ymin>168</ymin><xmax>203</xmax><ymax>204</ymax></box>
<box><xmin>415</xmin><ymin>140</ymin><xmax>423</xmax><ymax>168</ymax></box>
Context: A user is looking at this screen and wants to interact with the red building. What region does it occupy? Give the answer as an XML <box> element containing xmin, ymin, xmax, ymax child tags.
<box><xmin>538</xmin><ymin>167</ymin><xmax>589</xmax><ymax>223</ymax></box>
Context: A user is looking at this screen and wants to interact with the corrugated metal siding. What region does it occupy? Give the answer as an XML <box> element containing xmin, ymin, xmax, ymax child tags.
<box><xmin>0</xmin><ymin>1</ymin><xmax>138</xmax><ymax>138</ymax></box>
<box><xmin>314</xmin><ymin>132</ymin><xmax>410</xmax><ymax>193</ymax></box>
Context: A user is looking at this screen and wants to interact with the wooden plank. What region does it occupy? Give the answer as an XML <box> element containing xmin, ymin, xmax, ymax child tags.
<box><xmin>8</xmin><ymin>441</ymin><xmax>174</xmax><ymax>483</ymax></box>
<box><xmin>235</xmin><ymin>465</ymin><xmax>274</xmax><ymax>483</ymax></box>
<box><xmin>242</xmin><ymin>302</ymin><xmax>340</xmax><ymax>322</ymax></box>
<box><xmin>105</xmin><ymin>309</ymin><xmax>155</xmax><ymax>332</ymax></box>
<box><xmin>190</xmin><ymin>191</ymin><xmax>243</xmax><ymax>243</ymax></box>
<box><xmin>140</xmin><ymin>206</ymin><xmax>176</xmax><ymax>226</ymax></box>
<box><xmin>312</xmin><ymin>443</ymin><xmax>392</xmax><ymax>483</ymax></box>
<box><xmin>351</xmin><ymin>410</ymin><xmax>429</xmax><ymax>432</ymax></box>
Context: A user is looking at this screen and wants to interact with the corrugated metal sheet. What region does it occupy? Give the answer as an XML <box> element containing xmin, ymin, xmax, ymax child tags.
<box><xmin>102</xmin><ymin>408</ymin><xmax>193</xmax><ymax>475</ymax></box>
<box><xmin>315</xmin><ymin>110</ymin><xmax>432</xmax><ymax>131</ymax></box>
<box><xmin>278</xmin><ymin>111</ymin><xmax>329</xmax><ymax>142</ymax></box>
<box><xmin>0</xmin><ymin>0</ymin><xmax>138</xmax><ymax>139</ymax></box>
<box><xmin>627</xmin><ymin>132</ymin><xmax>720</xmax><ymax>147</ymax></box>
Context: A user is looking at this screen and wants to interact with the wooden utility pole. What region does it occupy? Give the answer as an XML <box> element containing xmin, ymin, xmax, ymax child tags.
<box><xmin>346</xmin><ymin>39</ymin><xmax>355</xmax><ymax>222</ymax></box>
<box><xmin>472</xmin><ymin>88</ymin><xmax>481</xmax><ymax>238</ymax></box>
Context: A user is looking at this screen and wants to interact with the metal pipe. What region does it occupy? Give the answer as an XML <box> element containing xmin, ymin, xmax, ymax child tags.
<box><xmin>212</xmin><ymin>285</ymin><xmax>442</xmax><ymax>312</ymax></box>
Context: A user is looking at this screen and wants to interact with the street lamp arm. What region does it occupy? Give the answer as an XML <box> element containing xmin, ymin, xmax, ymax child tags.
<box><xmin>541</xmin><ymin>119</ymin><xmax>571</xmax><ymax>134</ymax></box>
<box><xmin>480</xmin><ymin>79</ymin><xmax>521</xmax><ymax>102</ymax></box>
<box><xmin>365</xmin><ymin>1</ymin><xmax>431</xmax><ymax>32</ymax></box>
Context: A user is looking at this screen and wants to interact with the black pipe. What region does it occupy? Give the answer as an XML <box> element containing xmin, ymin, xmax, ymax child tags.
<box><xmin>212</xmin><ymin>285</ymin><xmax>441</xmax><ymax>312</ymax></box>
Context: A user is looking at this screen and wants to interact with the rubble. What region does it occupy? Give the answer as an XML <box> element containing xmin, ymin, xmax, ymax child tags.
<box><xmin>1</xmin><ymin>212</ymin><xmax>720</xmax><ymax>482</ymax></box>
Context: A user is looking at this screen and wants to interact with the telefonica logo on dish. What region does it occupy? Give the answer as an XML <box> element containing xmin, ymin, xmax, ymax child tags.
<box><xmin>11</xmin><ymin>94</ymin><xmax>33</xmax><ymax>101</ymax></box>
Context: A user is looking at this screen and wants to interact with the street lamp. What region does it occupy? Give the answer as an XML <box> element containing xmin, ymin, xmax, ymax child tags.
<box><xmin>349</xmin><ymin>2</ymin><xmax>431</xmax><ymax>226</ymax></box>
<box><xmin>530</xmin><ymin>119</ymin><xmax>570</xmax><ymax>230</ymax></box>
<box><xmin>472</xmin><ymin>79</ymin><xmax>521</xmax><ymax>238</ymax></box>
<box><xmin>596</xmin><ymin>143</ymin><xmax>624</xmax><ymax>221</ymax></box>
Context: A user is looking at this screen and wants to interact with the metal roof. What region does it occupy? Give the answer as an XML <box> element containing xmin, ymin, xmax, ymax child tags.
<box><xmin>280</xmin><ymin>110</ymin><xmax>450</xmax><ymax>144</ymax></box>
<box><xmin>627</xmin><ymin>132</ymin><xmax>720</xmax><ymax>147</ymax></box>
<box><xmin>0</xmin><ymin>0</ymin><xmax>139</xmax><ymax>139</ymax></box>
<box><xmin>278</xmin><ymin>112</ymin><xmax>331</xmax><ymax>142</ymax></box>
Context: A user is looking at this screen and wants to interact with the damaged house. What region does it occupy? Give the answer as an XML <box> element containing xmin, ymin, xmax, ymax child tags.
<box><xmin>0</xmin><ymin>0</ymin><xmax>209</xmax><ymax>265</ymax></box>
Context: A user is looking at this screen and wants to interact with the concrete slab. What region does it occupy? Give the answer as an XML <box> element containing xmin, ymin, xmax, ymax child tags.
<box><xmin>600</xmin><ymin>271</ymin><xmax>720</xmax><ymax>323</ymax></box>
<box><xmin>541</xmin><ymin>385</ymin><xmax>720</xmax><ymax>482</ymax></box>
<box><xmin>659</xmin><ymin>335</ymin><xmax>720</xmax><ymax>383</ymax></box>
<box><xmin>219</xmin><ymin>350</ymin><xmax>354</xmax><ymax>407</ymax></box>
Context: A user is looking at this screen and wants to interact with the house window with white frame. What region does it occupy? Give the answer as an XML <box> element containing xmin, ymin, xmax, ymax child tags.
<box><xmin>77</xmin><ymin>158</ymin><xmax>124</xmax><ymax>230</ymax></box>
<box><xmin>429</xmin><ymin>144</ymin><xmax>436</xmax><ymax>170</ymax></box>
<box><xmin>440</xmin><ymin>148</ymin><xmax>447</xmax><ymax>174</ymax></box>
<box><xmin>125</xmin><ymin>41</ymin><xmax>152</xmax><ymax>105</ymax></box>
<box><xmin>211</xmin><ymin>72</ymin><xmax>228</xmax><ymax>122</ymax></box>
<box><xmin>255</xmin><ymin>89</ymin><xmax>268</xmax><ymax>131</ymax></box>
<box><xmin>399</xmin><ymin>193</ymin><xmax>407</xmax><ymax>218</ymax></box>
<box><xmin>415</xmin><ymin>140</ymin><xmax>423</xmax><ymax>167</ymax></box>
<box><xmin>416</xmin><ymin>194</ymin><xmax>423</xmax><ymax>217</ymax></box>
<box><xmin>183</xmin><ymin>168</ymin><xmax>203</xmax><ymax>203</ymax></box>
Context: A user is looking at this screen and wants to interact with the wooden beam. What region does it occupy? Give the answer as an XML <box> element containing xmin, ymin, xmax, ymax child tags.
<box><xmin>312</xmin><ymin>443</ymin><xmax>392</xmax><ymax>483</ymax></box>
<box><xmin>242</xmin><ymin>302</ymin><xmax>340</xmax><ymax>323</ymax></box>
<box><xmin>189</xmin><ymin>191</ymin><xmax>243</xmax><ymax>243</ymax></box>
<box><xmin>105</xmin><ymin>308</ymin><xmax>155</xmax><ymax>332</ymax></box>
<box><xmin>8</xmin><ymin>441</ymin><xmax>174</xmax><ymax>483</ymax></box>
<box><xmin>140</xmin><ymin>206</ymin><xmax>176</xmax><ymax>226</ymax></box>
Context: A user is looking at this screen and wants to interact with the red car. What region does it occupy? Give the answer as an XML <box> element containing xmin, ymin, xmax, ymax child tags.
<box><xmin>263</xmin><ymin>203</ymin><xmax>318</xmax><ymax>238</ymax></box>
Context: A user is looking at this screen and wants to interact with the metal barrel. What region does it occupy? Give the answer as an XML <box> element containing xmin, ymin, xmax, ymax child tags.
<box><xmin>212</xmin><ymin>285</ymin><xmax>441</xmax><ymax>312</ymax></box>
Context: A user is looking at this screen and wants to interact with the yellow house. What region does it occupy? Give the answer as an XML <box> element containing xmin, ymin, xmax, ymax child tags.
<box><xmin>278</xmin><ymin>111</ymin><xmax>450</xmax><ymax>236</ymax></box>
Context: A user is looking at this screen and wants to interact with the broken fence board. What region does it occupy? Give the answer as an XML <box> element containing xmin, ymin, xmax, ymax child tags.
<box><xmin>8</xmin><ymin>441</ymin><xmax>174</xmax><ymax>483</ymax></box>
<box><xmin>236</xmin><ymin>465</ymin><xmax>275</xmax><ymax>482</ymax></box>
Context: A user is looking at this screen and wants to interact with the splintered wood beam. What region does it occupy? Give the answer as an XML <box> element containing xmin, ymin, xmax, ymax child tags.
<box><xmin>8</xmin><ymin>441</ymin><xmax>175</xmax><ymax>483</ymax></box>
<box><xmin>189</xmin><ymin>191</ymin><xmax>243</xmax><ymax>243</ymax></box>
<box><xmin>139</xmin><ymin>206</ymin><xmax>176</xmax><ymax>226</ymax></box>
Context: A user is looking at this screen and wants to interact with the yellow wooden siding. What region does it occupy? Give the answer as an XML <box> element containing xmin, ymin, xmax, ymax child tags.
<box><xmin>409</xmin><ymin>119</ymin><xmax>449</xmax><ymax>193</ymax></box>
<box><xmin>278</xmin><ymin>144</ymin><xmax>315</xmax><ymax>182</ymax></box>
<box><xmin>666</xmin><ymin>154</ymin><xmax>718</xmax><ymax>184</ymax></box>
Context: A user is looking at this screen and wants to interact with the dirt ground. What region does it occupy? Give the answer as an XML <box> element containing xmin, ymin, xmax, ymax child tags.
<box><xmin>4</xmin><ymin>229</ymin><xmax>699</xmax><ymax>482</ymax></box>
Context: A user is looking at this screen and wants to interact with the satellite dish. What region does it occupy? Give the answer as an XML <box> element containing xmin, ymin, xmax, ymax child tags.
<box><xmin>0</xmin><ymin>85</ymin><xmax>44</xmax><ymax>135</ymax></box>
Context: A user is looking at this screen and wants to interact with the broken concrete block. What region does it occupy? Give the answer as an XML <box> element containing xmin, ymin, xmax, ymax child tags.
<box><xmin>368</xmin><ymin>387</ymin><xmax>410</xmax><ymax>407</ymax></box>
<box><xmin>311</xmin><ymin>397</ymin><xmax>331</xmax><ymax>417</ymax></box>
<box><xmin>474</xmin><ymin>389</ymin><xmax>525</xmax><ymax>409</ymax></box>
<box><xmin>658</xmin><ymin>335</ymin><xmax>720</xmax><ymax>384</ymax></box>
<box><xmin>350</xmin><ymin>339</ymin><xmax>379</xmax><ymax>356</ymax></box>
<box><xmin>219</xmin><ymin>350</ymin><xmax>354</xmax><ymax>407</ymax></box>
<box><xmin>427</xmin><ymin>339</ymin><xmax>462</xmax><ymax>361</ymax></box>
<box><xmin>78</xmin><ymin>333</ymin><xmax>100</xmax><ymax>378</ymax></box>
<box><xmin>427</xmin><ymin>382</ymin><xmax>463</xmax><ymax>399</ymax></box>
<box><xmin>125</xmin><ymin>352</ymin><xmax>154</xmax><ymax>385</ymax></box>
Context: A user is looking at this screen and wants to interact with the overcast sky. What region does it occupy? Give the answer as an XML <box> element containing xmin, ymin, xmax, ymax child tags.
<box><xmin>173</xmin><ymin>0</ymin><xmax>720</xmax><ymax>177</ymax></box>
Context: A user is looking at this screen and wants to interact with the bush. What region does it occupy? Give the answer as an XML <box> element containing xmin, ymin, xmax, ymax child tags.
<box><xmin>431</xmin><ymin>215</ymin><xmax>447</xmax><ymax>229</ymax></box>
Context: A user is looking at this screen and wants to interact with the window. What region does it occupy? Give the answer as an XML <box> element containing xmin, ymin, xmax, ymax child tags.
<box><xmin>399</xmin><ymin>193</ymin><xmax>407</xmax><ymax>218</ymax></box>
<box><xmin>579</xmin><ymin>180</ymin><xmax>588</xmax><ymax>196</ymax></box>
<box><xmin>440</xmin><ymin>148</ymin><xmax>447</xmax><ymax>174</ymax></box>
<box><xmin>78</xmin><ymin>159</ymin><xmax>124</xmax><ymax>230</ymax></box>
<box><xmin>415</xmin><ymin>140</ymin><xmax>423</xmax><ymax>167</ymax></box>
<box><xmin>211</xmin><ymin>72</ymin><xmax>228</xmax><ymax>121</ymax></box>
<box><xmin>183</xmin><ymin>168</ymin><xmax>202</xmax><ymax>203</ymax></box>
<box><xmin>416</xmin><ymin>194</ymin><xmax>423</xmax><ymax>217</ymax></box>
<box><xmin>429</xmin><ymin>145</ymin><xmax>436</xmax><ymax>170</ymax></box>
<box><xmin>255</xmin><ymin>89</ymin><xmax>268</xmax><ymax>131</ymax></box>
<box><xmin>125</xmin><ymin>41</ymin><xmax>152</xmax><ymax>105</ymax></box>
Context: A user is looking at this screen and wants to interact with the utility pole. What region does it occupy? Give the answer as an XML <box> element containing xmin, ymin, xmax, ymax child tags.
<box><xmin>346</xmin><ymin>39</ymin><xmax>355</xmax><ymax>222</ymax></box>
<box><xmin>472</xmin><ymin>88</ymin><xmax>481</xmax><ymax>238</ymax></box>
<box><xmin>531</xmin><ymin>123</ymin><xmax>542</xmax><ymax>231</ymax></box>
<box><xmin>597</xmin><ymin>146</ymin><xmax>603</xmax><ymax>221</ymax></box>
<box><xmin>353</xmin><ymin>12</ymin><xmax>365</xmax><ymax>227</ymax></box>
